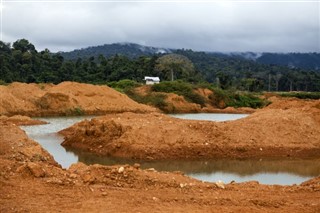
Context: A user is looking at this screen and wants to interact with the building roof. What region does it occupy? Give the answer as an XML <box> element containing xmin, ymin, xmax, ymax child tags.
<box><xmin>144</xmin><ymin>76</ymin><xmax>160</xmax><ymax>81</ymax></box>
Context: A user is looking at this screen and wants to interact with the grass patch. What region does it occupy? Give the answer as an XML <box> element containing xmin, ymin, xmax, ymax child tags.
<box><xmin>279</xmin><ymin>92</ymin><xmax>320</xmax><ymax>100</ymax></box>
<box><xmin>107</xmin><ymin>79</ymin><xmax>141</xmax><ymax>93</ymax></box>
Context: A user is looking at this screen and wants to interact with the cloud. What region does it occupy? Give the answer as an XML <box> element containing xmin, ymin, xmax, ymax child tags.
<box><xmin>2</xmin><ymin>1</ymin><xmax>319</xmax><ymax>52</ymax></box>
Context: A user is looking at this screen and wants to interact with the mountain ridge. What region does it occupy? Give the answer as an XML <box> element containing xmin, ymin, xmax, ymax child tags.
<box><xmin>59</xmin><ymin>42</ymin><xmax>172</xmax><ymax>60</ymax></box>
<box><xmin>59</xmin><ymin>42</ymin><xmax>320</xmax><ymax>71</ymax></box>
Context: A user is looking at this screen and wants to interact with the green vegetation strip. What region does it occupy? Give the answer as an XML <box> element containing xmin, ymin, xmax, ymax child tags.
<box><xmin>279</xmin><ymin>92</ymin><xmax>320</xmax><ymax>100</ymax></box>
<box><xmin>209</xmin><ymin>89</ymin><xmax>270</xmax><ymax>109</ymax></box>
<box><xmin>107</xmin><ymin>80</ymin><xmax>268</xmax><ymax>110</ymax></box>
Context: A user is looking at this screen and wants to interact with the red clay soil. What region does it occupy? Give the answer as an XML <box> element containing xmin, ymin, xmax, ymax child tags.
<box><xmin>1</xmin><ymin>122</ymin><xmax>320</xmax><ymax>212</ymax></box>
<box><xmin>0</xmin><ymin>115</ymin><xmax>48</xmax><ymax>126</ymax></box>
<box><xmin>0</xmin><ymin>82</ymin><xmax>156</xmax><ymax>116</ymax></box>
<box><xmin>60</xmin><ymin>97</ymin><xmax>320</xmax><ymax>160</ymax></box>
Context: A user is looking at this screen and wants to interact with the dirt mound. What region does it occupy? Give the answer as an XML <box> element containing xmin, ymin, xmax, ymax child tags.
<box><xmin>0</xmin><ymin>123</ymin><xmax>57</xmax><ymax>166</ymax></box>
<box><xmin>267</xmin><ymin>96</ymin><xmax>319</xmax><ymax>110</ymax></box>
<box><xmin>301</xmin><ymin>176</ymin><xmax>320</xmax><ymax>190</ymax></box>
<box><xmin>1</xmin><ymin>122</ymin><xmax>320</xmax><ymax>212</ymax></box>
<box><xmin>60</xmin><ymin>97</ymin><xmax>320</xmax><ymax>160</ymax></box>
<box><xmin>0</xmin><ymin>83</ymin><xmax>43</xmax><ymax>115</ymax></box>
<box><xmin>222</xmin><ymin>107</ymin><xmax>320</xmax><ymax>156</ymax></box>
<box><xmin>0</xmin><ymin>115</ymin><xmax>47</xmax><ymax>126</ymax></box>
<box><xmin>265</xmin><ymin>97</ymin><xmax>320</xmax><ymax>125</ymax></box>
<box><xmin>0</xmin><ymin>82</ymin><xmax>156</xmax><ymax>116</ymax></box>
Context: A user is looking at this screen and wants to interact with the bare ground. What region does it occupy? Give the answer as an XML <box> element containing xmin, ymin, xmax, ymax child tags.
<box><xmin>0</xmin><ymin>122</ymin><xmax>319</xmax><ymax>213</ymax></box>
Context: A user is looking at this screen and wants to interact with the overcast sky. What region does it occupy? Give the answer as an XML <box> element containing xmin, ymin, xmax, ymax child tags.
<box><xmin>1</xmin><ymin>0</ymin><xmax>319</xmax><ymax>53</ymax></box>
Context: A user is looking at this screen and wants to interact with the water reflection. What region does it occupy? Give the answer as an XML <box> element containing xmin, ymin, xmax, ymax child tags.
<box><xmin>169</xmin><ymin>113</ymin><xmax>249</xmax><ymax>121</ymax></box>
<box><xmin>71</xmin><ymin>147</ymin><xmax>320</xmax><ymax>176</ymax></box>
<box><xmin>21</xmin><ymin>115</ymin><xmax>320</xmax><ymax>185</ymax></box>
<box><xmin>192</xmin><ymin>172</ymin><xmax>311</xmax><ymax>185</ymax></box>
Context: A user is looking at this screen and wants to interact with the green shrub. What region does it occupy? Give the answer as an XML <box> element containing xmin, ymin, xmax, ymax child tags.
<box><xmin>125</xmin><ymin>89</ymin><xmax>168</xmax><ymax>111</ymax></box>
<box><xmin>0</xmin><ymin>80</ymin><xmax>7</xmax><ymax>85</ymax></box>
<box><xmin>66</xmin><ymin>106</ymin><xmax>84</xmax><ymax>116</ymax></box>
<box><xmin>227</xmin><ymin>93</ymin><xmax>267</xmax><ymax>108</ymax></box>
<box><xmin>209</xmin><ymin>89</ymin><xmax>269</xmax><ymax>109</ymax></box>
<box><xmin>195</xmin><ymin>82</ymin><xmax>217</xmax><ymax>91</ymax></box>
<box><xmin>208</xmin><ymin>88</ymin><xmax>228</xmax><ymax>107</ymax></box>
<box><xmin>279</xmin><ymin>92</ymin><xmax>320</xmax><ymax>100</ymax></box>
<box><xmin>150</xmin><ymin>94</ymin><xmax>168</xmax><ymax>109</ymax></box>
<box><xmin>152</xmin><ymin>81</ymin><xmax>193</xmax><ymax>93</ymax></box>
<box><xmin>151</xmin><ymin>81</ymin><xmax>206</xmax><ymax>106</ymax></box>
<box><xmin>182</xmin><ymin>92</ymin><xmax>206</xmax><ymax>107</ymax></box>
<box><xmin>107</xmin><ymin>79</ymin><xmax>140</xmax><ymax>93</ymax></box>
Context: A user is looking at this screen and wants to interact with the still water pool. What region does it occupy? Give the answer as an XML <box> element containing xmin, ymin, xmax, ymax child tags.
<box><xmin>21</xmin><ymin>114</ymin><xmax>320</xmax><ymax>185</ymax></box>
<box><xmin>170</xmin><ymin>113</ymin><xmax>249</xmax><ymax>121</ymax></box>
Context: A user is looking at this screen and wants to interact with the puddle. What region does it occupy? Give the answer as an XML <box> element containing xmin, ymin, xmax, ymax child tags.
<box><xmin>21</xmin><ymin>116</ymin><xmax>94</xmax><ymax>168</ymax></box>
<box><xmin>21</xmin><ymin>114</ymin><xmax>320</xmax><ymax>185</ymax></box>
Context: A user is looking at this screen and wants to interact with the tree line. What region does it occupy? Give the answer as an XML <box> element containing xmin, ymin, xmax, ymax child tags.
<box><xmin>1</xmin><ymin>39</ymin><xmax>320</xmax><ymax>92</ymax></box>
<box><xmin>175</xmin><ymin>49</ymin><xmax>320</xmax><ymax>92</ymax></box>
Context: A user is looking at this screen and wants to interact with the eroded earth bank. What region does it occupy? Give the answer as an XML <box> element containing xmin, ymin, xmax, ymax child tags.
<box><xmin>0</xmin><ymin>82</ymin><xmax>156</xmax><ymax>116</ymax></box>
<box><xmin>1</xmin><ymin>82</ymin><xmax>320</xmax><ymax>212</ymax></box>
<box><xmin>60</xmin><ymin>97</ymin><xmax>320</xmax><ymax>160</ymax></box>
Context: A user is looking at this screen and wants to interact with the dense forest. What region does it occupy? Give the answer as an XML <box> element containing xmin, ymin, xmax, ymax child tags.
<box><xmin>60</xmin><ymin>42</ymin><xmax>171</xmax><ymax>60</ymax></box>
<box><xmin>1</xmin><ymin>39</ymin><xmax>320</xmax><ymax>92</ymax></box>
<box><xmin>255</xmin><ymin>53</ymin><xmax>320</xmax><ymax>70</ymax></box>
<box><xmin>175</xmin><ymin>50</ymin><xmax>320</xmax><ymax>91</ymax></box>
<box><xmin>60</xmin><ymin>42</ymin><xmax>320</xmax><ymax>71</ymax></box>
<box><xmin>207</xmin><ymin>52</ymin><xmax>320</xmax><ymax>71</ymax></box>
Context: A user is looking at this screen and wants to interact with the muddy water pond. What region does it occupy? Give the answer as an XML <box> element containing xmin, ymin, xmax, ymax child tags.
<box><xmin>21</xmin><ymin>114</ymin><xmax>320</xmax><ymax>185</ymax></box>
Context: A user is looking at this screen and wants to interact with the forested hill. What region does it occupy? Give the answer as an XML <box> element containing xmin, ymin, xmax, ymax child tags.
<box><xmin>60</xmin><ymin>42</ymin><xmax>320</xmax><ymax>71</ymax></box>
<box><xmin>1</xmin><ymin>39</ymin><xmax>320</xmax><ymax>92</ymax></box>
<box><xmin>59</xmin><ymin>43</ymin><xmax>172</xmax><ymax>60</ymax></box>
<box><xmin>222</xmin><ymin>52</ymin><xmax>320</xmax><ymax>71</ymax></box>
<box><xmin>174</xmin><ymin>49</ymin><xmax>320</xmax><ymax>91</ymax></box>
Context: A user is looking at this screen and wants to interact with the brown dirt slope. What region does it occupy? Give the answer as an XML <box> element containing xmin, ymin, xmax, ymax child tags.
<box><xmin>0</xmin><ymin>82</ymin><xmax>156</xmax><ymax>116</ymax></box>
<box><xmin>60</xmin><ymin>97</ymin><xmax>320</xmax><ymax>160</ymax></box>
<box><xmin>1</xmin><ymin>122</ymin><xmax>320</xmax><ymax>212</ymax></box>
<box><xmin>133</xmin><ymin>85</ymin><xmax>256</xmax><ymax>114</ymax></box>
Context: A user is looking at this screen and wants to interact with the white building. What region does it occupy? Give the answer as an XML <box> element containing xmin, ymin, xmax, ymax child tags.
<box><xmin>144</xmin><ymin>76</ymin><xmax>160</xmax><ymax>85</ymax></box>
